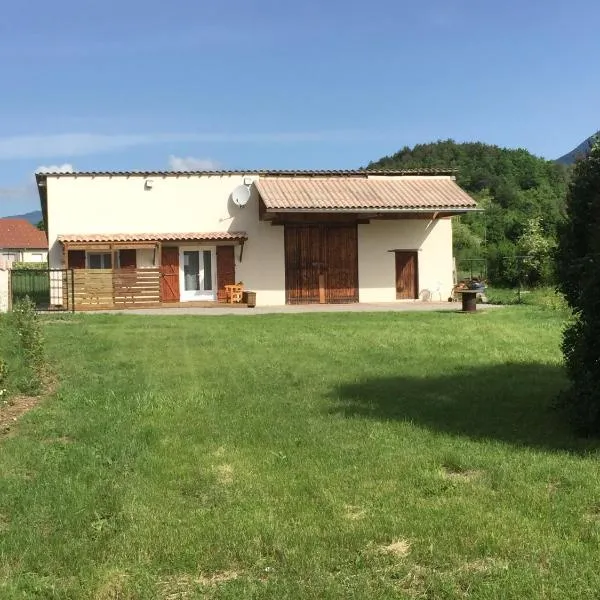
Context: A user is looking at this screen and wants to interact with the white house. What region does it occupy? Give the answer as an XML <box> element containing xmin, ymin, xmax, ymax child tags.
<box><xmin>35</xmin><ymin>170</ymin><xmax>478</xmax><ymax>309</ymax></box>
<box><xmin>0</xmin><ymin>218</ymin><xmax>48</xmax><ymax>268</ymax></box>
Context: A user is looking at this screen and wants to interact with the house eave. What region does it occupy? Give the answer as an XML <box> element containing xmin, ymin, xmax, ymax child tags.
<box><xmin>263</xmin><ymin>207</ymin><xmax>480</xmax><ymax>213</ymax></box>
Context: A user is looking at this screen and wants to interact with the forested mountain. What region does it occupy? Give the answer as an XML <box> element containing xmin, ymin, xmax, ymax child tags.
<box><xmin>368</xmin><ymin>140</ymin><xmax>571</xmax><ymax>285</ymax></box>
<box><xmin>557</xmin><ymin>132</ymin><xmax>598</xmax><ymax>165</ymax></box>
<box><xmin>0</xmin><ymin>210</ymin><xmax>42</xmax><ymax>223</ymax></box>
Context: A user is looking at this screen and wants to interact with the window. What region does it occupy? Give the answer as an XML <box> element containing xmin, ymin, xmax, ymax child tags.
<box><xmin>30</xmin><ymin>253</ymin><xmax>44</xmax><ymax>262</ymax></box>
<box><xmin>1</xmin><ymin>252</ymin><xmax>19</xmax><ymax>265</ymax></box>
<box><xmin>87</xmin><ymin>252</ymin><xmax>112</xmax><ymax>269</ymax></box>
<box><xmin>202</xmin><ymin>250</ymin><xmax>213</xmax><ymax>291</ymax></box>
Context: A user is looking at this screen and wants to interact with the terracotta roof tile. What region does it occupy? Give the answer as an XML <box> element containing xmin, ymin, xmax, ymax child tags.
<box><xmin>57</xmin><ymin>232</ymin><xmax>247</xmax><ymax>243</ymax></box>
<box><xmin>0</xmin><ymin>219</ymin><xmax>48</xmax><ymax>249</ymax></box>
<box><xmin>255</xmin><ymin>176</ymin><xmax>477</xmax><ymax>211</ymax></box>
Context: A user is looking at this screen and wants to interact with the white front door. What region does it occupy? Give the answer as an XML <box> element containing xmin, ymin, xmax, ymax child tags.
<box><xmin>179</xmin><ymin>247</ymin><xmax>217</xmax><ymax>301</ymax></box>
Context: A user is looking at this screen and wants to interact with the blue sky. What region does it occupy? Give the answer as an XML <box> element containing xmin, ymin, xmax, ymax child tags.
<box><xmin>1</xmin><ymin>0</ymin><xmax>598</xmax><ymax>215</ymax></box>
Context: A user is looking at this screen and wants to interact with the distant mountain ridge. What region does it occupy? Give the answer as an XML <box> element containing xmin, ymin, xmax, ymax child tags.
<box><xmin>1</xmin><ymin>210</ymin><xmax>42</xmax><ymax>224</ymax></box>
<box><xmin>557</xmin><ymin>131</ymin><xmax>599</xmax><ymax>165</ymax></box>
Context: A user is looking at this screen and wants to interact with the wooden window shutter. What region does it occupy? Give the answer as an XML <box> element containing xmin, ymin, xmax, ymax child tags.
<box><xmin>216</xmin><ymin>246</ymin><xmax>236</xmax><ymax>302</ymax></box>
<box><xmin>119</xmin><ymin>249</ymin><xmax>137</xmax><ymax>268</ymax></box>
<box><xmin>68</xmin><ymin>250</ymin><xmax>86</xmax><ymax>269</ymax></box>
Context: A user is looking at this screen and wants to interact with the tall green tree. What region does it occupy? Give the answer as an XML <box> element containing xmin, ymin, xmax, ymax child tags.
<box><xmin>369</xmin><ymin>140</ymin><xmax>570</xmax><ymax>286</ymax></box>
<box><xmin>518</xmin><ymin>217</ymin><xmax>555</xmax><ymax>286</ymax></box>
<box><xmin>556</xmin><ymin>139</ymin><xmax>600</xmax><ymax>434</ymax></box>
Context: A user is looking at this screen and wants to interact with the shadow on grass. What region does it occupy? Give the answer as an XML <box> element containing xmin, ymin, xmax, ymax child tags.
<box><xmin>329</xmin><ymin>363</ymin><xmax>596</xmax><ymax>453</ymax></box>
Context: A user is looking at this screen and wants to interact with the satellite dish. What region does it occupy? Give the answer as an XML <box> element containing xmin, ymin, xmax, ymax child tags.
<box><xmin>232</xmin><ymin>184</ymin><xmax>251</xmax><ymax>207</ymax></box>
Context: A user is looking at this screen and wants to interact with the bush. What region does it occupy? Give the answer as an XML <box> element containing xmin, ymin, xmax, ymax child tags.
<box><xmin>11</xmin><ymin>297</ymin><xmax>46</xmax><ymax>393</ymax></box>
<box><xmin>556</xmin><ymin>139</ymin><xmax>600</xmax><ymax>434</ymax></box>
<box><xmin>11</xmin><ymin>262</ymin><xmax>48</xmax><ymax>270</ymax></box>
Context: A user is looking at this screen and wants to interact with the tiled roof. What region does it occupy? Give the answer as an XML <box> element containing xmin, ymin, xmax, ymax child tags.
<box><xmin>0</xmin><ymin>219</ymin><xmax>48</xmax><ymax>249</ymax></box>
<box><xmin>36</xmin><ymin>168</ymin><xmax>455</xmax><ymax>178</ymax></box>
<box><xmin>57</xmin><ymin>232</ymin><xmax>247</xmax><ymax>243</ymax></box>
<box><xmin>255</xmin><ymin>176</ymin><xmax>477</xmax><ymax>211</ymax></box>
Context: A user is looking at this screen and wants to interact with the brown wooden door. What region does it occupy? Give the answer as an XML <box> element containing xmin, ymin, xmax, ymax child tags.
<box><xmin>285</xmin><ymin>225</ymin><xmax>322</xmax><ymax>304</ymax></box>
<box><xmin>216</xmin><ymin>245</ymin><xmax>236</xmax><ymax>302</ymax></box>
<box><xmin>284</xmin><ymin>225</ymin><xmax>358</xmax><ymax>304</ymax></box>
<box><xmin>395</xmin><ymin>251</ymin><xmax>418</xmax><ymax>299</ymax></box>
<box><xmin>160</xmin><ymin>247</ymin><xmax>180</xmax><ymax>302</ymax></box>
<box><xmin>325</xmin><ymin>226</ymin><xmax>358</xmax><ymax>303</ymax></box>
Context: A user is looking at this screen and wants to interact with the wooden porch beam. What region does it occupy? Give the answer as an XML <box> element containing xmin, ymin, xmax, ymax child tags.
<box><xmin>155</xmin><ymin>242</ymin><xmax>162</xmax><ymax>267</ymax></box>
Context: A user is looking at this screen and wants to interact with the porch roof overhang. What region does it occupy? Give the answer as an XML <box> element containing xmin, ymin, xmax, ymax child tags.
<box><xmin>255</xmin><ymin>176</ymin><xmax>479</xmax><ymax>221</ymax></box>
<box><xmin>58</xmin><ymin>231</ymin><xmax>247</xmax><ymax>250</ymax></box>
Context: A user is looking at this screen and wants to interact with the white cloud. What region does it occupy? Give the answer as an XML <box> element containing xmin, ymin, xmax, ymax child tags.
<box><xmin>36</xmin><ymin>163</ymin><xmax>75</xmax><ymax>174</ymax></box>
<box><xmin>0</xmin><ymin>130</ymin><xmax>391</xmax><ymax>160</ymax></box>
<box><xmin>0</xmin><ymin>184</ymin><xmax>32</xmax><ymax>198</ymax></box>
<box><xmin>0</xmin><ymin>164</ymin><xmax>74</xmax><ymax>215</ymax></box>
<box><xmin>168</xmin><ymin>155</ymin><xmax>220</xmax><ymax>171</ymax></box>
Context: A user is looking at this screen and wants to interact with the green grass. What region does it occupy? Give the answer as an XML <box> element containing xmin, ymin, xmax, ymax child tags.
<box><xmin>0</xmin><ymin>315</ymin><xmax>39</xmax><ymax>396</ymax></box>
<box><xmin>1</xmin><ymin>308</ymin><xmax>599</xmax><ymax>599</ymax></box>
<box><xmin>486</xmin><ymin>286</ymin><xmax>568</xmax><ymax>310</ymax></box>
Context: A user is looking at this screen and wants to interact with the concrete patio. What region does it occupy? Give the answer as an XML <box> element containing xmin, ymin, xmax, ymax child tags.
<box><xmin>94</xmin><ymin>301</ymin><xmax>498</xmax><ymax>316</ymax></box>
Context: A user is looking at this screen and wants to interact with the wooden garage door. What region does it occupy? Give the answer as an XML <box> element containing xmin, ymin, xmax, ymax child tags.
<box><xmin>395</xmin><ymin>251</ymin><xmax>418</xmax><ymax>299</ymax></box>
<box><xmin>326</xmin><ymin>226</ymin><xmax>359</xmax><ymax>303</ymax></box>
<box><xmin>284</xmin><ymin>225</ymin><xmax>358</xmax><ymax>304</ymax></box>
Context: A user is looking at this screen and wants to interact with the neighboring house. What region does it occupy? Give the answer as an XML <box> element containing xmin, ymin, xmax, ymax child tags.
<box><xmin>0</xmin><ymin>218</ymin><xmax>48</xmax><ymax>267</ymax></box>
<box><xmin>35</xmin><ymin>170</ymin><xmax>478</xmax><ymax>309</ymax></box>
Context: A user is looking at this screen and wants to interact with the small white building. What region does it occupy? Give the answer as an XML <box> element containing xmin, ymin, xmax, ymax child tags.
<box><xmin>35</xmin><ymin>170</ymin><xmax>478</xmax><ymax>309</ymax></box>
<box><xmin>0</xmin><ymin>218</ymin><xmax>48</xmax><ymax>268</ymax></box>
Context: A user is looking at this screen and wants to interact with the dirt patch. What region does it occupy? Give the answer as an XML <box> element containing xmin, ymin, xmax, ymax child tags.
<box><xmin>343</xmin><ymin>504</ymin><xmax>366</xmax><ymax>521</ymax></box>
<box><xmin>583</xmin><ymin>504</ymin><xmax>600</xmax><ymax>523</ymax></box>
<box><xmin>1</xmin><ymin>375</ymin><xmax>57</xmax><ymax>436</ymax></box>
<box><xmin>94</xmin><ymin>570</ymin><xmax>130</xmax><ymax>600</ymax></box>
<box><xmin>379</xmin><ymin>539</ymin><xmax>411</xmax><ymax>558</ymax></box>
<box><xmin>398</xmin><ymin>565</ymin><xmax>431</xmax><ymax>598</ymax></box>
<box><xmin>0</xmin><ymin>513</ymin><xmax>10</xmax><ymax>532</ymax></box>
<box><xmin>158</xmin><ymin>571</ymin><xmax>239</xmax><ymax>599</ymax></box>
<box><xmin>214</xmin><ymin>464</ymin><xmax>234</xmax><ymax>485</ymax></box>
<box><xmin>440</xmin><ymin>466</ymin><xmax>482</xmax><ymax>482</ymax></box>
<box><xmin>198</xmin><ymin>571</ymin><xmax>239</xmax><ymax>586</ymax></box>
<box><xmin>0</xmin><ymin>395</ymin><xmax>42</xmax><ymax>434</ymax></box>
<box><xmin>459</xmin><ymin>558</ymin><xmax>509</xmax><ymax>573</ymax></box>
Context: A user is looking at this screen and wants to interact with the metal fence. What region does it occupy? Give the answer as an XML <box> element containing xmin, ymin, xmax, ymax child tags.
<box><xmin>455</xmin><ymin>255</ymin><xmax>555</xmax><ymax>290</ymax></box>
<box><xmin>454</xmin><ymin>258</ymin><xmax>488</xmax><ymax>283</ymax></box>
<box><xmin>10</xmin><ymin>269</ymin><xmax>74</xmax><ymax>312</ymax></box>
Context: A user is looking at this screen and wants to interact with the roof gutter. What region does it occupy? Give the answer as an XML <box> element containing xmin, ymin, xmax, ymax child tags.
<box><xmin>263</xmin><ymin>207</ymin><xmax>481</xmax><ymax>213</ymax></box>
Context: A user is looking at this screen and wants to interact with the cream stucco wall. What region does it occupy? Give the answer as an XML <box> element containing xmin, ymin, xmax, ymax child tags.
<box><xmin>46</xmin><ymin>174</ymin><xmax>286</xmax><ymax>305</ymax></box>
<box><xmin>45</xmin><ymin>173</ymin><xmax>455</xmax><ymax>306</ymax></box>
<box><xmin>0</xmin><ymin>269</ymin><xmax>9</xmax><ymax>312</ymax></box>
<box><xmin>358</xmin><ymin>218</ymin><xmax>454</xmax><ymax>302</ymax></box>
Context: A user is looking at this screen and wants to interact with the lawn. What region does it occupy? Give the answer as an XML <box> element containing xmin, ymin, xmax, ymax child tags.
<box><xmin>1</xmin><ymin>308</ymin><xmax>600</xmax><ymax>599</ymax></box>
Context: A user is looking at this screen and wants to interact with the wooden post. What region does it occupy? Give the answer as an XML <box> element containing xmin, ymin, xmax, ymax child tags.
<box><xmin>319</xmin><ymin>274</ymin><xmax>325</xmax><ymax>304</ymax></box>
<box><xmin>110</xmin><ymin>244</ymin><xmax>116</xmax><ymax>307</ymax></box>
<box><xmin>63</xmin><ymin>243</ymin><xmax>69</xmax><ymax>268</ymax></box>
<box><xmin>156</xmin><ymin>242</ymin><xmax>162</xmax><ymax>267</ymax></box>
